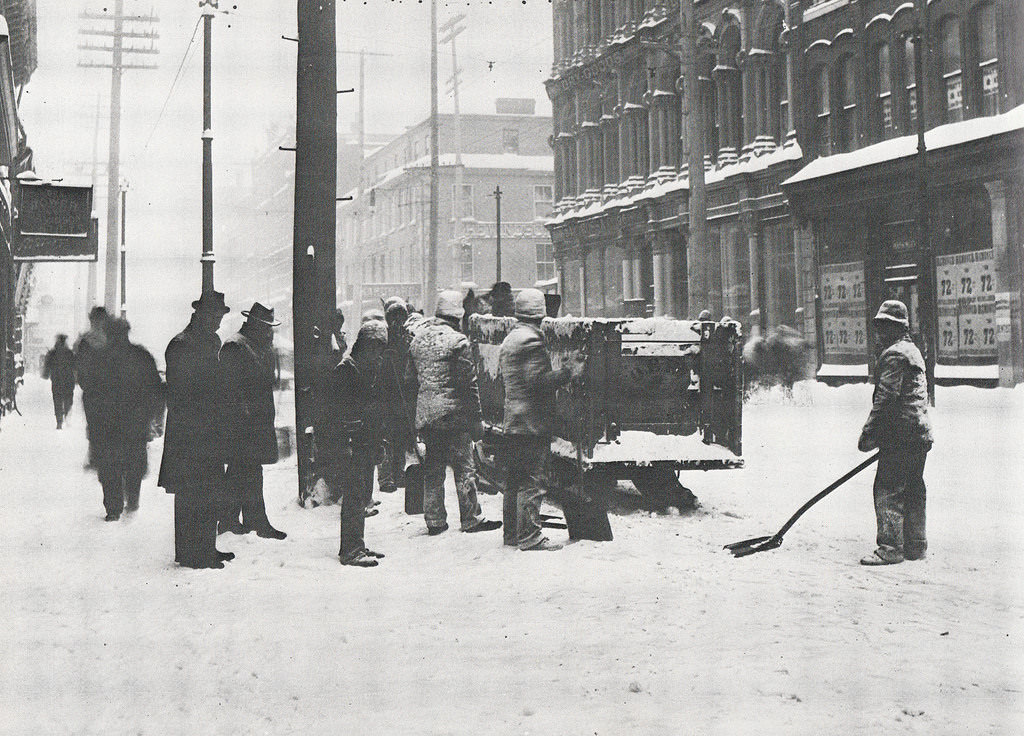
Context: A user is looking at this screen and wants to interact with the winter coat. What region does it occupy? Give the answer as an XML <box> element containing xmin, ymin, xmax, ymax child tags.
<box><xmin>74</xmin><ymin>328</ymin><xmax>109</xmax><ymax>395</ymax></box>
<box><xmin>43</xmin><ymin>345</ymin><xmax>76</xmax><ymax>391</ymax></box>
<box><xmin>382</xmin><ymin>336</ymin><xmax>416</xmax><ymax>423</ymax></box>
<box><xmin>322</xmin><ymin>355</ymin><xmax>384</xmax><ymax>461</ymax></box>
<box><xmin>408</xmin><ymin>317</ymin><xmax>482</xmax><ymax>432</ymax></box>
<box><xmin>159</xmin><ymin>318</ymin><xmax>225</xmax><ymax>490</ymax></box>
<box><xmin>220</xmin><ymin>328</ymin><xmax>279</xmax><ymax>465</ymax></box>
<box><xmin>859</xmin><ymin>335</ymin><xmax>934</xmax><ymax>451</ymax></box>
<box><xmin>89</xmin><ymin>340</ymin><xmax>164</xmax><ymax>463</ymax></box>
<box><xmin>499</xmin><ymin>321</ymin><xmax>569</xmax><ymax>437</ymax></box>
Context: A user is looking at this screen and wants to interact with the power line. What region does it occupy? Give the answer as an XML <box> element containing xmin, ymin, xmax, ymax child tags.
<box><xmin>143</xmin><ymin>16</ymin><xmax>202</xmax><ymax>151</ymax></box>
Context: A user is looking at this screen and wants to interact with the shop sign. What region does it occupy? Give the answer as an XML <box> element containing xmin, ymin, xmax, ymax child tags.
<box><xmin>821</xmin><ymin>261</ymin><xmax>868</xmax><ymax>361</ymax></box>
<box><xmin>936</xmin><ymin>249</ymin><xmax>997</xmax><ymax>360</ymax></box>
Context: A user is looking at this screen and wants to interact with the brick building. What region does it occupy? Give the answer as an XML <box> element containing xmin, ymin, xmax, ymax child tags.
<box><xmin>545</xmin><ymin>0</ymin><xmax>1023</xmax><ymax>384</ymax></box>
<box><xmin>337</xmin><ymin>103</ymin><xmax>555</xmax><ymax>318</ymax></box>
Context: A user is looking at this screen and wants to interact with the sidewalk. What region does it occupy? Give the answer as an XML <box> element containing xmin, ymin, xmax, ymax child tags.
<box><xmin>0</xmin><ymin>376</ymin><xmax>1021</xmax><ymax>735</ymax></box>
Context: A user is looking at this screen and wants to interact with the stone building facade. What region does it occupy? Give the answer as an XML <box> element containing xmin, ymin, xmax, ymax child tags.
<box><xmin>545</xmin><ymin>0</ymin><xmax>1023</xmax><ymax>384</ymax></box>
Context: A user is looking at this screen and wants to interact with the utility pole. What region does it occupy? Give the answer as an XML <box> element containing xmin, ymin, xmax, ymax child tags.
<box><xmin>912</xmin><ymin>0</ymin><xmax>936</xmax><ymax>405</ymax></box>
<box><xmin>120</xmin><ymin>185</ymin><xmax>127</xmax><ymax>318</ymax></box>
<box><xmin>441</xmin><ymin>14</ymin><xmax>466</xmax><ymax>285</ymax></box>
<box><xmin>86</xmin><ymin>93</ymin><xmax>102</xmax><ymax>315</ymax></box>
<box><xmin>680</xmin><ymin>0</ymin><xmax>706</xmax><ymax>318</ymax></box>
<box><xmin>78</xmin><ymin>1</ymin><xmax>158</xmax><ymax>314</ymax></box>
<box><xmin>293</xmin><ymin>0</ymin><xmax>338</xmax><ymax>500</ymax></box>
<box><xmin>493</xmin><ymin>186</ymin><xmax>502</xmax><ymax>282</ymax></box>
<box><xmin>427</xmin><ymin>0</ymin><xmax>439</xmax><ymax>312</ymax></box>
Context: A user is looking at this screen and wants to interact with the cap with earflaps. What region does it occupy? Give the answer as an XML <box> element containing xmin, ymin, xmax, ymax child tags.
<box><xmin>241</xmin><ymin>302</ymin><xmax>280</xmax><ymax>326</ymax></box>
<box><xmin>191</xmin><ymin>291</ymin><xmax>230</xmax><ymax>315</ymax></box>
<box><xmin>873</xmin><ymin>299</ymin><xmax>909</xmax><ymax>327</ymax></box>
<box><xmin>514</xmin><ymin>288</ymin><xmax>547</xmax><ymax>320</ymax></box>
<box><xmin>435</xmin><ymin>290</ymin><xmax>465</xmax><ymax>319</ymax></box>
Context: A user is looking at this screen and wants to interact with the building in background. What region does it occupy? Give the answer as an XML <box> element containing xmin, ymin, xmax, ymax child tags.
<box><xmin>545</xmin><ymin>0</ymin><xmax>1022</xmax><ymax>384</ymax></box>
<box><xmin>337</xmin><ymin>100</ymin><xmax>554</xmax><ymax>317</ymax></box>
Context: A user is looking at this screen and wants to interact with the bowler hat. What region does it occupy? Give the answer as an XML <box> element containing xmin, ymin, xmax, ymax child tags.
<box><xmin>873</xmin><ymin>299</ymin><xmax>909</xmax><ymax>327</ymax></box>
<box><xmin>191</xmin><ymin>291</ymin><xmax>230</xmax><ymax>315</ymax></box>
<box><xmin>241</xmin><ymin>302</ymin><xmax>280</xmax><ymax>326</ymax></box>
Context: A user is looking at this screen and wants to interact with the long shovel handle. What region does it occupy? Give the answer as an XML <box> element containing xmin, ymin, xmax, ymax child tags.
<box><xmin>773</xmin><ymin>452</ymin><xmax>880</xmax><ymax>540</ymax></box>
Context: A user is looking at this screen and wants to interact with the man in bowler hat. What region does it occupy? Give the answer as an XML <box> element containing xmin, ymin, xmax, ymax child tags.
<box><xmin>159</xmin><ymin>291</ymin><xmax>234</xmax><ymax>569</ymax></box>
<box><xmin>219</xmin><ymin>302</ymin><xmax>287</xmax><ymax>539</ymax></box>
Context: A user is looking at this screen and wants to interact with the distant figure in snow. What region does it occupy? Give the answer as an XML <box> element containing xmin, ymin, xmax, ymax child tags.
<box><xmin>499</xmin><ymin>288</ymin><xmax>585</xmax><ymax>551</ymax></box>
<box><xmin>858</xmin><ymin>300</ymin><xmax>933</xmax><ymax>566</ymax></box>
<box><xmin>407</xmin><ymin>289</ymin><xmax>501</xmax><ymax>537</ymax></box>
<box><xmin>42</xmin><ymin>334</ymin><xmax>75</xmax><ymax>429</ymax></box>
<box><xmin>325</xmin><ymin>320</ymin><xmax>389</xmax><ymax>567</ymax></box>
<box><xmin>159</xmin><ymin>291</ymin><xmax>233</xmax><ymax>568</ymax></box>
<box><xmin>219</xmin><ymin>302</ymin><xmax>287</xmax><ymax>540</ymax></box>
<box><xmin>89</xmin><ymin>319</ymin><xmax>164</xmax><ymax>521</ymax></box>
<box><xmin>75</xmin><ymin>306</ymin><xmax>114</xmax><ymax>466</ymax></box>
<box><xmin>742</xmin><ymin>317</ymin><xmax>810</xmax><ymax>393</ymax></box>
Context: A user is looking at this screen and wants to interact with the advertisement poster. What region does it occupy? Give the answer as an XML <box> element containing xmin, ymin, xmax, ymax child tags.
<box><xmin>821</xmin><ymin>261</ymin><xmax>868</xmax><ymax>362</ymax></box>
<box><xmin>936</xmin><ymin>249</ymin><xmax>997</xmax><ymax>360</ymax></box>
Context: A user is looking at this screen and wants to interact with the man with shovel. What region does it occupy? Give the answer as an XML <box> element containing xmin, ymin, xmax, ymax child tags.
<box><xmin>857</xmin><ymin>300</ymin><xmax>933</xmax><ymax>566</ymax></box>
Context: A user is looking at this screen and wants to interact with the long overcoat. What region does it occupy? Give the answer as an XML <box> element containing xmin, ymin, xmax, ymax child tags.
<box><xmin>158</xmin><ymin>319</ymin><xmax>225</xmax><ymax>490</ymax></box>
<box><xmin>220</xmin><ymin>329</ymin><xmax>279</xmax><ymax>465</ymax></box>
<box><xmin>42</xmin><ymin>344</ymin><xmax>76</xmax><ymax>393</ymax></box>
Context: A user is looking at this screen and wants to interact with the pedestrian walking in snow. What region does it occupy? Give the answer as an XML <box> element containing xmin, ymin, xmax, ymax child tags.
<box><xmin>74</xmin><ymin>306</ymin><xmax>113</xmax><ymax>466</ymax></box>
<box><xmin>858</xmin><ymin>299</ymin><xmax>933</xmax><ymax>566</ymax></box>
<box><xmin>219</xmin><ymin>302</ymin><xmax>287</xmax><ymax>540</ymax></box>
<box><xmin>377</xmin><ymin>297</ymin><xmax>414</xmax><ymax>495</ymax></box>
<box><xmin>408</xmin><ymin>290</ymin><xmax>501</xmax><ymax>536</ymax></box>
<box><xmin>160</xmin><ymin>291</ymin><xmax>234</xmax><ymax>568</ymax></box>
<box><xmin>90</xmin><ymin>319</ymin><xmax>164</xmax><ymax>520</ymax></box>
<box><xmin>499</xmin><ymin>288</ymin><xmax>585</xmax><ymax>551</ymax></box>
<box><xmin>42</xmin><ymin>334</ymin><xmax>75</xmax><ymax>429</ymax></box>
<box><xmin>325</xmin><ymin>320</ymin><xmax>389</xmax><ymax>567</ymax></box>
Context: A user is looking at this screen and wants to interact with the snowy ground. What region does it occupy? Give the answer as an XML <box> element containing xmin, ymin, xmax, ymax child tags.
<box><xmin>1</xmin><ymin>376</ymin><xmax>1022</xmax><ymax>735</ymax></box>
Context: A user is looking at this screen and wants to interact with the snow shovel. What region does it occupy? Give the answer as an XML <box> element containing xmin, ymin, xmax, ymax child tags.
<box><xmin>725</xmin><ymin>452</ymin><xmax>880</xmax><ymax>558</ymax></box>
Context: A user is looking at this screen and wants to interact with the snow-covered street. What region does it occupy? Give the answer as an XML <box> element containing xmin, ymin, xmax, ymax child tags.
<box><xmin>1</xmin><ymin>376</ymin><xmax>1022</xmax><ymax>735</ymax></box>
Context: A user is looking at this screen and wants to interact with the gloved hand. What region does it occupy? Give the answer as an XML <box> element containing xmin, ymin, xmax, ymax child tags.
<box><xmin>857</xmin><ymin>432</ymin><xmax>876</xmax><ymax>453</ymax></box>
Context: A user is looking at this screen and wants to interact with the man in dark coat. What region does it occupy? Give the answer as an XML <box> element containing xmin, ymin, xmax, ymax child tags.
<box><xmin>91</xmin><ymin>319</ymin><xmax>164</xmax><ymax>520</ymax></box>
<box><xmin>314</xmin><ymin>308</ymin><xmax>349</xmax><ymax>504</ymax></box>
<box><xmin>159</xmin><ymin>291</ymin><xmax>233</xmax><ymax>569</ymax></box>
<box><xmin>858</xmin><ymin>299</ymin><xmax>934</xmax><ymax>566</ymax></box>
<box><xmin>42</xmin><ymin>334</ymin><xmax>76</xmax><ymax>428</ymax></box>
<box><xmin>75</xmin><ymin>306</ymin><xmax>113</xmax><ymax>466</ymax></box>
<box><xmin>219</xmin><ymin>302</ymin><xmax>286</xmax><ymax>539</ymax></box>
<box><xmin>377</xmin><ymin>297</ymin><xmax>414</xmax><ymax>495</ymax></box>
<box><xmin>324</xmin><ymin>320</ymin><xmax>388</xmax><ymax>567</ymax></box>
<box><xmin>499</xmin><ymin>288</ymin><xmax>583</xmax><ymax>551</ymax></box>
<box><xmin>408</xmin><ymin>290</ymin><xmax>500</xmax><ymax>536</ymax></box>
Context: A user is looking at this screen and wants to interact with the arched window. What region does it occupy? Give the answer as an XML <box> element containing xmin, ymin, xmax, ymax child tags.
<box><xmin>904</xmin><ymin>36</ymin><xmax>918</xmax><ymax>127</ymax></box>
<box><xmin>973</xmin><ymin>3</ymin><xmax>999</xmax><ymax>116</ymax></box>
<box><xmin>836</xmin><ymin>55</ymin><xmax>857</xmax><ymax>152</ymax></box>
<box><xmin>940</xmin><ymin>16</ymin><xmax>963</xmax><ymax>122</ymax></box>
<box><xmin>812</xmin><ymin>65</ymin><xmax>830</xmax><ymax>156</ymax></box>
<box><xmin>876</xmin><ymin>44</ymin><xmax>894</xmax><ymax>139</ymax></box>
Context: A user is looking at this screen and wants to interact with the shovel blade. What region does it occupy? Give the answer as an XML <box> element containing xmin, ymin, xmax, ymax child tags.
<box><xmin>724</xmin><ymin>535</ymin><xmax>771</xmax><ymax>552</ymax></box>
<box><xmin>727</xmin><ymin>535</ymin><xmax>784</xmax><ymax>558</ymax></box>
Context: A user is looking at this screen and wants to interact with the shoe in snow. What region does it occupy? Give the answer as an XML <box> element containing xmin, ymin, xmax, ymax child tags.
<box><xmin>256</xmin><ymin>525</ymin><xmax>287</xmax><ymax>540</ymax></box>
<box><xmin>860</xmin><ymin>549</ymin><xmax>902</xmax><ymax>566</ymax></box>
<box><xmin>340</xmin><ymin>551</ymin><xmax>379</xmax><ymax>567</ymax></box>
<box><xmin>427</xmin><ymin>522</ymin><xmax>449</xmax><ymax>536</ymax></box>
<box><xmin>521</xmin><ymin>538</ymin><xmax>563</xmax><ymax>552</ymax></box>
<box><xmin>464</xmin><ymin>519</ymin><xmax>501</xmax><ymax>533</ymax></box>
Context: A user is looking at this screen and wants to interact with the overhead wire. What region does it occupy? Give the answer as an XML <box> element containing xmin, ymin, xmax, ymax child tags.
<box><xmin>142</xmin><ymin>16</ymin><xmax>203</xmax><ymax>151</ymax></box>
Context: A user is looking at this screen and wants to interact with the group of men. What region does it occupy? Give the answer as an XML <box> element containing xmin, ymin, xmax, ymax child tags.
<box><xmin>321</xmin><ymin>286</ymin><xmax>583</xmax><ymax>567</ymax></box>
<box><xmin>51</xmin><ymin>284</ymin><xmax>930</xmax><ymax>570</ymax></box>
<box><xmin>159</xmin><ymin>292</ymin><xmax>288</xmax><ymax>569</ymax></box>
